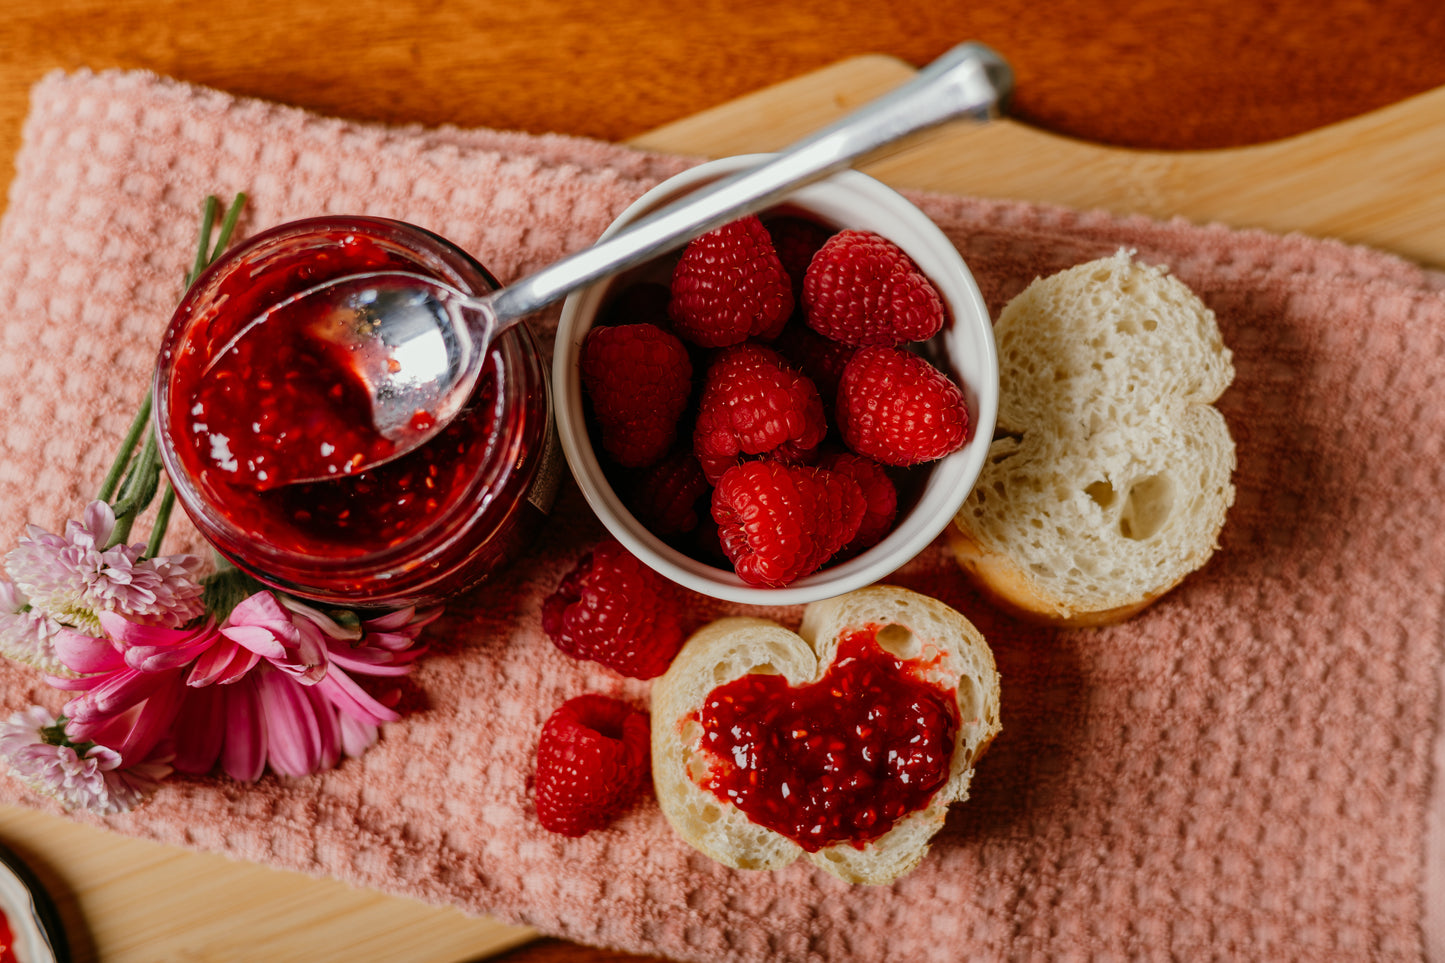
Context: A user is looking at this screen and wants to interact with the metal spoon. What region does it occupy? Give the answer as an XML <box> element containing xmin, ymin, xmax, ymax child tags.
<box><xmin>227</xmin><ymin>42</ymin><xmax>1012</xmax><ymax>486</ymax></box>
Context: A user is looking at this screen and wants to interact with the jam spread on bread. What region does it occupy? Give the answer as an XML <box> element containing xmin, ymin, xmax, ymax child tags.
<box><xmin>694</xmin><ymin>625</ymin><xmax>959</xmax><ymax>851</ymax></box>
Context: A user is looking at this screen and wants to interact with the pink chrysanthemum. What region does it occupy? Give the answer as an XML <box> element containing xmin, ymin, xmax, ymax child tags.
<box><xmin>0</xmin><ymin>705</ymin><xmax>171</xmax><ymax>815</ymax></box>
<box><xmin>0</xmin><ymin>580</ymin><xmax>66</xmax><ymax>674</ymax></box>
<box><xmin>5</xmin><ymin>501</ymin><xmax>204</xmax><ymax>634</ymax></box>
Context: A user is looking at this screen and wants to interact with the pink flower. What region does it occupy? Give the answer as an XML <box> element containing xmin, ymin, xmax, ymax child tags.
<box><xmin>5</xmin><ymin>501</ymin><xmax>204</xmax><ymax>634</ymax></box>
<box><xmin>189</xmin><ymin>592</ymin><xmax>328</xmax><ymax>687</ymax></box>
<box><xmin>34</xmin><ymin>584</ymin><xmax>432</xmax><ymax>786</ymax></box>
<box><xmin>0</xmin><ymin>579</ymin><xmax>66</xmax><ymax>674</ymax></box>
<box><xmin>172</xmin><ymin>599</ymin><xmax>433</xmax><ymax>782</ymax></box>
<box><xmin>47</xmin><ymin>614</ymin><xmax>209</xmax><ymax>764</ymax></box>
<box><xmin>0</xmin><ymin>705</ymin><xmax>171</xmax><ymax>815</ymax></box>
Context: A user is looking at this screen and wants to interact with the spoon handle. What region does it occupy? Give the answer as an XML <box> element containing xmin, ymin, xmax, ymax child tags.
<box><xmin>484</xmin><ymin>42</ymin><xmax>1012</xmax><ymax>324</ymax></box>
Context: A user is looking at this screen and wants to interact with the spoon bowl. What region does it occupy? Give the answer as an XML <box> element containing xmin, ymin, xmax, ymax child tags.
<box><xmin>207</xmin><ymin>269</ymin><xmax>508</xmax><ymax>480</ymax></box>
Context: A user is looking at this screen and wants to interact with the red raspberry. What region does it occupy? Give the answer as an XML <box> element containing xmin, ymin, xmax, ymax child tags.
<box><xmin>692</xmin><ymin>344</ymin><xmax>827</xmax><ymax>484</ymax></box>
<box><xmin>836</xmin><ymin>346</ymin><xmax>971</xmax><ymax>466</ymax></box>
<box><xmin>711</xmin><ymin>462</ymin><xmax>865</xmax><ymax>587</ymax></box>
<box><xmin>534</xmin><ymin>694</ymin><xmax>650</xmax><ymax>837</ymax></box>
<box><xmin>630</xmin><ymin>451</ymin><xmax>710</xmax><ymax>536</ymax></box>
<box><xmin>772</xmin><ymin>322</ymin><xmax>858</xmax><ymax>404</ymax></box>
<box><xmin>767</xmin><ymin>215</ymin><xmax>834</xmax><ymax>300</ymax></box>
<box><xmin>581</xmin><ymin>323</ymin><xmax>692</xmax><ymax>467</ymax></box>
<box><xmin>669</xmin><ymin>216</ymin><xmax>793</xmax><ymax>347</ymax></box>
<box><xmin>818</xmin><ymin>451</ymin><xmax>898</xmax><ymax>557</ymax></box>
<box><xmin>542</xmin><ymin>538</ymin><xmax>686</xmax><ymax>679</ymax></box>
<box><xmin>802</xmin><ymin>230</ymin><xmax>945</xmax><ymax>346</ymax></box>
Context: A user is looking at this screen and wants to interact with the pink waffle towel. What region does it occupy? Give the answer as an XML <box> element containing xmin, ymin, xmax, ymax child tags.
<box><xmin>0</xmin><ymin>69</ymin><xmax>1442</xmax><ymax>962</ymax></box>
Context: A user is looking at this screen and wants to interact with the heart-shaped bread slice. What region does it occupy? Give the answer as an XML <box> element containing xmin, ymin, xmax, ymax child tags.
<box><xmin>951</xmin><ymin>250</ymin><xmax>1236</xmax><ymax>625</ymax></box>
<box><xmin>650</xmin><ymin>585</ymin><xmax>1001</xmax><ymax>885</ymax></box>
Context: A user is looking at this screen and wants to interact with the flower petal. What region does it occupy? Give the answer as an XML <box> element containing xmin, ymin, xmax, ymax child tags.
<box><xmin>65</xmin><ymin>667</ymin><xmax>167</xmax><ymax>724</ymax></box>
<box><xmin>281</xmin><ymin>626</ymin><xmax>328</xmax><ymax>685</ymax></box>
<box><xmin>53</xmin><ymin>629</ymin><xmax>124</xmax><ymax>675</ymax></box>
<box><xmin>256</xmin><ymin>671</ymin><xmax>323</xmax><ymax>778</ymax></box>
<box><xmin>303</xmin><ymin>684</ymin><xmax>341</xmax><ymax>772</ymax></box>
<box><xmin>124</xmin><ymin>625</ymin><xmax>219</xmax><ymax>673</ymax></box>
<box><xmin>313</xmin><ymin>667</ymin><xmax>399</xmax><ymax>727</ymax></box>
<box><xmin>220</xmin><ymin>676</ymin><xmax>267</xmax><ymax>783</ymax></box>
<box><xmin>187</xmin><ymin>640</ymin><xmax>261</xmax><ymax>688</ymax></box>
<box><xmin>219</xmin><ymin>624</ymin><xmax>290</xmax><ymax>661</ymax></box>
<box><xmin>172</xmin><ymin>686</ymin><xmax>226</xmax><ymax>775</ymax></box>
<box><xmin>325</xmin><ymin>648</ymin><xmax>418</xmax><ymax>676</ymax></box>
<box><xmin>277</xmin><ymin>596</ymin><xmax>360</xmax><ymax>641</ymax></box>
<box><xmin>226</xmin><ymin>592</ymin><xmax>291</xmax><ymax>629</ymax></box>
<box><xmin>337</xmin><ymin>711</ymin><xmax>379</xmax><ymax>758</ymax></box>
<box><xmin>82</xmin><ymin>500</ymin><xmax>117</xmax><ymax>547</ymax></box>
<box><xmin>72</xmin><ymin>675</ymin><xmax>184</xmax><ymax>765</ymax></box>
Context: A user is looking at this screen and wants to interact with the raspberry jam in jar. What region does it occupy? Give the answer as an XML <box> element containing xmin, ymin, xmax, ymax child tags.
<box><xmin>155</xmin><ymin>216</ymin><xmax>559</xmax><ymax>608</ymax></box>
<box><xmin>694</xmin><ymin>625</ymin><xmax>959</xmax><ymax>851</ymax></box>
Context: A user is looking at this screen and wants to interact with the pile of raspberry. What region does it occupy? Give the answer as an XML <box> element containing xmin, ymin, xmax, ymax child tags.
<box><xmin>580</xmin><ymin>213</ymin><xmax>972</xmax><ymax>588</ymax></box>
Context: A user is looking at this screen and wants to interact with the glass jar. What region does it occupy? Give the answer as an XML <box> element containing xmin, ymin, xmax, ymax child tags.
<box><xmin>154</xmin><ymin>216</ymin><xmax>559</xmax><ymax>608</ymax></box>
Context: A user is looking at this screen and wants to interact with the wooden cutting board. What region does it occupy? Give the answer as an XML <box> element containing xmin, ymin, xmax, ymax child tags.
<box><xmin>632</xmin><ymin>54</ymin><xmax>1445</xmax><ymax>269</ymax></box>
<box><xmin>4</xmin><ymin>52</ymin><xmax>1444</xmax><ymax>963</ymax></box>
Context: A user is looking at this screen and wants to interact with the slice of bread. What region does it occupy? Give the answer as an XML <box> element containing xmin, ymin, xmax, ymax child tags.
<box><xmin>951</xmin><ymin>250</ymin><xmax>1236</xmax><ymax>626</ymax></box>
<box><xmin>650</xmin><ymin>585</ymin><xmax>1001</xmax><ymax>885</ymax></box>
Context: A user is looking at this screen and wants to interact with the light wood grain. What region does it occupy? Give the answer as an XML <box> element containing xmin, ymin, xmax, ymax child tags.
<box><xmin>0</xmin><ymin>806</ymin><xmax>537</xmax><ymax>962</ymax></box>
<box><xmin>639</xmin><ymin>54</ymin><xmax>1445</xmax><ymax>269</ymax></box>
<box><xmin>5</xmin><ymin>50</ymin><xmax>1445</xmax><ymax>963</ymax></box>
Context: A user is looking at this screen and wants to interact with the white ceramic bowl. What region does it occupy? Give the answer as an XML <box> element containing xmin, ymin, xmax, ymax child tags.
<box><xmin>554</xmin><ymin>155</ymin><xmax>998</xmax><ymax>605</ymax></box>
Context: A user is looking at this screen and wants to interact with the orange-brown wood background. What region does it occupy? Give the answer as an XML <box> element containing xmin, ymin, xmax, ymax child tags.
<box><xmin>2</xmin><ymin>1</ymin><xmax>1444</xmax><ymax>961</ymax></box>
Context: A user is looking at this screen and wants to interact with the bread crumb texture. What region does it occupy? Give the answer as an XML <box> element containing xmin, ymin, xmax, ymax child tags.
<box><xmin>954</xmin><ymin>250</ymin><xmax>1236</xmax><ymax>622</ymax></box>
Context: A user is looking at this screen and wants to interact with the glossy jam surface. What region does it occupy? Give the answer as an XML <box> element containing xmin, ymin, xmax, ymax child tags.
<box><xmin>158</xmin><ymin>218</ymin><xmax>553</xmax><ymax>605</ymax></box>
<box><xmin>695</xmin><ymin>626</ymin><xmax>959</xmax><ymax>851</ymax></box>
<box><xmin>190</xmin><ymin>294</ymin><xmax>402</xmax><ymax>490</ymax></box>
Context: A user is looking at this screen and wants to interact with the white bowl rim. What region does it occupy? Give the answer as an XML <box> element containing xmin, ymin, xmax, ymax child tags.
<box><xmin>554</xmin><ymin>154</ymin><xmax>999</xmax><ymax>605</ymax></box>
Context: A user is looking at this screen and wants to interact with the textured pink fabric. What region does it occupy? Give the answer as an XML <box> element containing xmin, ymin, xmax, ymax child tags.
<box><xmin>1</xmin><ymin>69</ymin><xmax>1443</xmax><ymax>961</ymax></box>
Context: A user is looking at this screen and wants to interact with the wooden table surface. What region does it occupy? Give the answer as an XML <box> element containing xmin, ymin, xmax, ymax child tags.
<box><xmin>3</xmin><ymin>2</ymin><xmax>1445</xmax><ymax>961</ymax></box>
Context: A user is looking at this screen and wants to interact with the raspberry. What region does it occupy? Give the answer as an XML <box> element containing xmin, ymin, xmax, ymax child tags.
<box><xmin>772</xmin><ymin>322</ymin><xmax>858</xmax><ymax>405</ymax></box>
<box><xmin>669</xmin><ymin>216</ymin><xmax>793</xmax><ymax>347</ymax></box>
<box><xmin>711</xmin><ymin>461</ymin><xmax>865</xmax><ymax>587</ymax></box>
<box><xmin>581</xmin><ymin>323</ymin><xmax>692</xmax><ymax>467</ymax></box>
<box><xmin>534</xmin><ymin>694</ymin><xmax>650</xmax><ymax>837</ymax></box>
<box><xmin>692</xmin><ymin>344</ymin><xmax>827</xmax><ymax>484</ymax></box>
<box><xmin>818</xmin><ymin>451</ymin><xmax>898</xmax><ymax>557</ymax></box>
<box><xmin>802</xmin><ymin>230</ymin><xmax>945</xmax><ymax>346</ymax></box>
<box><xmin>629</xmin><ymin>451</ymin><xmax>710</xmax><ymax>536</ymax></box>
<box><xmin>836</xmin><ymin>346</ymin><xmax>971</xmax><ymax>466</ymax></box>
<box><xmin>767</xmin><ymin>215</ymin><xmax>834</xmax><ymax>300</ymax></box>
<box><xmin>542</xmin><ymin>538</ymin><xmax>686</xmax><ymax>679</ymax></box>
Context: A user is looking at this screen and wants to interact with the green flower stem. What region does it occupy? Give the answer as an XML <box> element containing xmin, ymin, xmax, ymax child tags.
<box><xmin>108</xmin><ymin>429</ymin><xmax>161</xmax><ymax>547</ymax></box>
<box><xmin>145</xmin><ymin>483</ymin><xmax>177</xmax><ymax>558</ymax></box>
<box><xmin>209</xmin><ymin>193</ymin><xmax>247</xmax><ymax>273</ymax></box>
<box><xmin>96</xmin><ymin>393</ymin><xmax>153</xmax><ymax>504</ymax></box>
<box><xmin>188</xmin><ymin>196</ymin><xmax>219</xmax><ymax>287</ymax></box>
